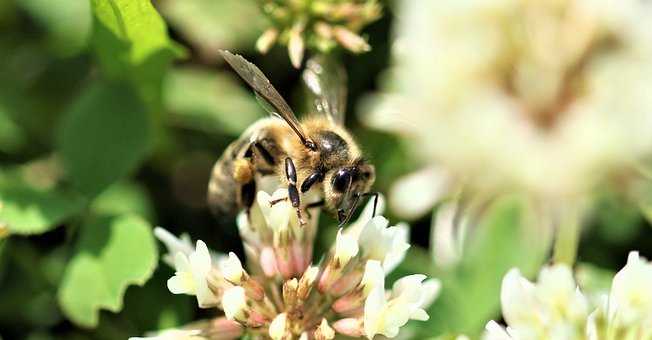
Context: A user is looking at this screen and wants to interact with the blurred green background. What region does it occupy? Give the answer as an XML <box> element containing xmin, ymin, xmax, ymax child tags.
<box><xmin>0</xmin><ymin>0</ymin><xmax>651</xmax><ymax>339</ymax></box>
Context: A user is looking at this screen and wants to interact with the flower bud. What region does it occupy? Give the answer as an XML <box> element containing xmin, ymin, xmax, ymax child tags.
<box><xmin>269</xmin><ymin>313</ymin><xmax>289</xmax><ymax>340</ymax></box>
<box><xmin>333</xmin><ymin>26</ymin><xmax>370</xmax><ymax>53</ymax></box>
<box><xmin>332</xmin><ymin>318</ymin><xmax>363</xmax><ymax>337</ymax></box>
<box><xmin>314</xmin><ymin>318</ymin><xmax>335</xmax><ymax>340</ymax></box>
<box><xmin>298</xmin><ymin>266</ymin><xmax>319</xmax><ymax>299</ymax></box>
<box><xmin>256</xmin><ymin>28</ymin><xmax>279</xmax><ymax>54</ymax></box>
<box><xmin>222</xmin><ymin>286</ymin><xmax>247</xmax><ymax>322</ymax></box>
<box><xmin>289</xmin><ymin>24</ymin><xmax>305</xmax><ymax>68</ymax></box>
<box><xmin>221</xmin><ymin>252</ymin><xmax>245</xmax><ymax>284</ymax></box>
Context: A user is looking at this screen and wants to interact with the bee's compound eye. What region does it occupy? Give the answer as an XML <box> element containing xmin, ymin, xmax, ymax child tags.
<box><xmin>332</xmin><ymin>169</ymin><xmax>352</xmax><ymax>193</ymax></box>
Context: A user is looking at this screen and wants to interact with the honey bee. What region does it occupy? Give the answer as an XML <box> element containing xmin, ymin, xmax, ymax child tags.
<box><xmin>208</xmin><ymin>50</ymin><xmax>376</xmax><ymax>225</ymax></box>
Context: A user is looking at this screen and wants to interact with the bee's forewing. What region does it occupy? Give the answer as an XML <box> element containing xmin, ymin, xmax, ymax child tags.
<box><xmin>302</xmin><ymin>54</ymin><xmax>347</xmax><ymax>125</ymax></box>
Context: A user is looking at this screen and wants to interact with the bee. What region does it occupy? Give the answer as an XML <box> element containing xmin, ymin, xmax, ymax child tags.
<box><xmin>208</xmin><ymin>50</ymin><xmax>376</xmax><ymax>225</ymax></box>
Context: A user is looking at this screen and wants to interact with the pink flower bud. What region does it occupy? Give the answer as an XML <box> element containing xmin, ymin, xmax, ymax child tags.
<box><xmin>260</xmin><ymin>247</ymin><xmax>279</xmax><ymax>277</ymax></box>
<box><xmin>332</xmin><ymin>318</ymin><xmax>363</xmax><ymax>337</ymax></box>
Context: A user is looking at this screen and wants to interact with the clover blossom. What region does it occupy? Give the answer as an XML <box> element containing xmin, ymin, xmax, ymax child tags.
<box><xmin>140</xmin><ymin>189</ymin><xmax>437</xmax><ymax>339</ymax></box>
<box><xmin>483</xmin><ymin>251</ymin><xmax>652</xmax><ymax>340</ymax></box>
<box><xmin>364</xmin><ymin>0</ymin><xmax>652</xmax><ymax>218</ymax></box>
<box><xmin>254</xmin><ymin>0</ymin><xmax>382</xmax><ymax>67</ymax></box>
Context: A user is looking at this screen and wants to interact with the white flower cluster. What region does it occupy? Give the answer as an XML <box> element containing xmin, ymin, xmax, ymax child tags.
<box><xmin>484</xmin><ymin>251</ymin><xmax>652</xmax><ymax>340</ymax></box>
<box><xmin>364</xmin><ymin>0</ymin><xmax>652</xmax><ymax>217</ymax></box>
<box><xmin>136</xmin><ymin>189</ymin><xmax>438</xmax><ymax>339</ymax></box>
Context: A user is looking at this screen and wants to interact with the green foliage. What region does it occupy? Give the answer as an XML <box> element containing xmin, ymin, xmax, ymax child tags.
<box><xmin>17</xmin><ymin>0</ymin><xmax>91</xmax><ymax>56</ymax></box>
<box><xmin>0</xmin><ymin>180</ymin><xmax>85</xmax><ymax>235</ymax></box>
<box><xmin>91</xmin><ymin>181</ymin><xmax>154</xmax><ymax>222</ymax></box>
<box><xmin>0</xmin><ymin>106</ymin><xmax>26</xmax><ymax>153</ymax></box>
<box><xmin>57</xmin><ymin>82</ymin><xmax>151</xmax><ymax>199</ymax></box>
<box><xmin>58</xmin><ymin>214</ymin><xmax>157</xmax><ymax>328</ymax></box>
<box><xmin>163</xmin><ymin>67</ymin><xmax>264</xmax><ymax>135</ymax></box>
<box><xmin>158</xmin><ymin>0</ymin><xmax>264</xmax><ymax>61</ymax></box>
<box><xmin>422</xmin><ymin>196</ymin><xmax>549</xmax><ymax>337</ymax></box>
<box><xmin>90</xmin><ymin>0</ymin><xmax>183</xmax><ymax>106</ymax></box>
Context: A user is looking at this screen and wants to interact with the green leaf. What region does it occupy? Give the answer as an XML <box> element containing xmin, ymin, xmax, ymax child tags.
<box><xmin>57</xmin><ymin>82</ymin><xmax>151</xmax><ymax>199</ymax></box>
<box><xmin>159</xmin><ymin>0</ymin><xmax>264</xmax><ymax>61</ymax></box>
<box><xmin>58</xmin><ymin>214</ymin><xmax>158</xmax><ymax>328</ymax></box>
<box><xmin>17</xmin><ymin>0</ymin><xmax>91</xmax><ymax>56</ymax></box>
<box><xmin>90</xmin><ymin>0</ymin><xmax>183</xmax><ymax>106</ymax></box>
<box><xmin>91</xmin><ymin>181</ymin><xmax>155</xmax><ymax>222</ymax></box>
<box><xmin>163</xmin><ymin>67</ymin><xmax>263</xmax><ymax>135</ymax></box>
<box><xmin>594</xmin><ymin>190</ymin><xmax>642</xmax><ymax>245</ymax></box>
<box><xmin>0</xmin><ymin>180</ymin><xmax>85</xmax><ymax>235</ymax></box>
<box><xmin>0</xmin><ymin>105</ymin><xmax>26</xmax><ymax>153</ymax></box>
<box><xmin>422</xmin><ymin>196</ymin><xmax>550</xmax><ymax>337</ymax></box>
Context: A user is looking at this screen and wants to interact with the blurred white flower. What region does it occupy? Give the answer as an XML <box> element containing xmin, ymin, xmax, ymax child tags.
<box><xmin>364</xmin><ymin>0</ymin><xmax>652</xmax><ymax>210</ymax></box>
<box><xmin>167</xmin><ymin>240</ymin><xmax>221</xmax><ymax>308</ymax></box>
<box><xmin>485</xmin><ymin>251</ymin><xmax>652</xmax><ymax>340</ymax></box>
<box><xmin>430</xmin><ymin>201</ymin><xmax>469</xmax><ymax>269</ymax></box>
<box><xmin>608</xmin><ymin>251</ymin><xmax>652</xmax><ymax>326</ymax></box>
<box><xmin>364</xmin><ymin>274</ymin><xmax>441</xmax><ymax>339</ymax></box>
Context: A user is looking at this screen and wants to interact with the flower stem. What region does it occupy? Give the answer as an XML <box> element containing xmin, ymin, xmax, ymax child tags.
<box><xmin>553</xmin><ymin>209</ymin><xmax>581</xmax><ymax>266</ymax></box>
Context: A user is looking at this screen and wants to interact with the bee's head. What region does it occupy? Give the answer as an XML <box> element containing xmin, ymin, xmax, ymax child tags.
<box><xmin>323</xmin><ymin>159</ymin><xmax>375</xmax><ymax>223</ymax></box>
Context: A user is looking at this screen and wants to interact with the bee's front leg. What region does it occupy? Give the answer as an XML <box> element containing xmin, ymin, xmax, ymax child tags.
<box><xmin>284</xmin><ymin>157</ymin><xmax>306</xmax><ymax>226</ymax></box>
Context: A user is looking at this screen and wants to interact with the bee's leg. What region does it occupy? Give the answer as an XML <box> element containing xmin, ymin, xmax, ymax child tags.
<box><xmin>241</xmin><ymin>180</ymin><xmax>257</xmax><ymax>212</ymax></box>
<box><xmin>337</xmin><ymin>192</ymin><xmax>379</xmax><ymax>226</ymax></box>
<box><xmin>284</xmin><ymin>157</ymin><xmax>305</xmax><ymax>225</ymax></box>
<box><xmin>362</xmin><ymin>192</ymin><xmax>380</xmax><ymax>217</ymax></box>
<box><xmin>253</xmin><ymin>139</ymin><xmax>276</xmax><ymax>166</ymax></box>
<box><xmin>300</xmin><ymin>171</ymin><xmax>324</xmax><ymax>193</ymax></box>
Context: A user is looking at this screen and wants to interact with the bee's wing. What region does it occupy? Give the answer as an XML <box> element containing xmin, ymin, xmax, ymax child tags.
<box><xmin>219</xmin><ymin>50</ymin><xmax>313</xmax><ymax>146</ymax></box>
<box><xmin>302</xmin><ymin>54</ymin><xmax>347</xmax><ymax>125</ymax></box>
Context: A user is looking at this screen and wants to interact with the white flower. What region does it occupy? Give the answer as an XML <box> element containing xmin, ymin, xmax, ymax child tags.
<box><xmin>486</xmin><ymin>253</ymin><xmax>652</xmax><ymax>340</ymax></box>
<box><xmin>359</xmin><ymin>260</ymin><xmax>385</xmax><ymax>295</ymax></box>
<box><xmin>167</xmin><ymin>240</ymin><xmax>220</xmax><ymax>308</ymax></box>
<box><xmin>388</xmin><ymin>166</ymin><xmax>451</xmax><ymax>220</ymax></box>
<box><xmin>220</xmin><ymin>252</ymin><xmax>245</xmax><ymax>284</ymax></box>
<box><xmin>269</xmin><ymin>313</ymin><xmax>288</xmax><ymax>340</ymax></box>
<box><xmin>357</xmin><ymin>216</ymin><xmax>410</xmax><ymax>273</ymax></box>
<box><xmin>483</xmin><ymin>320</ymin><xmax>514</xmax><ymax>340</ymax></box>
<box><xmin>365</xmin><ymin>0</ymin><xmax>652</xmax><ymax>199</ymax></box>
<box><xmin>155</xmin><ymin>227</ymin><xmax>226</xmax><ymax>268</ymax></box>
<box><xmin>430</xmin><ymin>201</ymin><xmax>469</xmax><ymax>269</ymax></box>
<box><xmin>334</xmin><ymin>228</ymin><xmax>359</xmax><ymax>266</ymax></box>
<box><xmin>608</xmin><ymin>251</ymin><xmax>652</xmax><ymax>326</ymax></box>
<box><xmin>154</xmin><ymin>227</ymin><xmax>194</xmax><ymax>267</ymax></box>
<box><xmin>346</xmin><ymin>193</ymin><xmax>386</xmax><ymax>238</ymax></box>
<box><xmin>363</xmin><ymin>274</ymin><xmax>440</xmax><ymax>339</ymax></box>
<box><xmin>498</xmin><ymin>266</ymin><xmax>589</xmax><ymax>339</ymax></box>
<box><xmin>222</xmin><ymin>286</ymin><xmax>247</xmax><ymax>321</ymax></box>
<box><xmin>129</xmin><ymin>329</ymin><xmax>203</xmax><ymax>340</ymax></box>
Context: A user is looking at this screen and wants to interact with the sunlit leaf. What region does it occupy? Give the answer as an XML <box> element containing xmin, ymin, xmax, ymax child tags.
<box><xmin>422</xmin><ymin>196</ymin><xmax>550</xmax><ymax>337</ymax></box>
<box><xmin>58</xmin><ymin>214</ymin><xmax>158</xmax><ymax>327</ymax></box>
<box><xmin>57</xmin><ymin>82</ymin><xmax>150</xmax><ymax>199</ymax></box>
<box><xmin>0</xmin><ymin>181</ymin><xmax>85</xmax><ymax>235</ymax></box>
<box><xmin>90</xmin><ymin>0</ymin><xmax>183</xmax><ymax>106</ymax></box>
<box><xmin>17</xmin><ymin>0</ymin><xmax>91</xmax><ymax>56</ymax></box>
<box><xmin>163</xmin><ymin>67</ymin><xmax>263</xmax><ymax>135</ymax></box>
<box><xmin>159</xmin><ymin>0</ymin><xmax>264</xmax><ymax>62</ymax></box>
